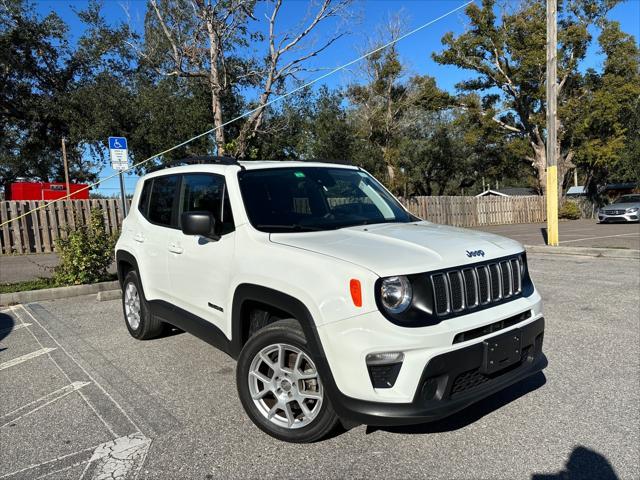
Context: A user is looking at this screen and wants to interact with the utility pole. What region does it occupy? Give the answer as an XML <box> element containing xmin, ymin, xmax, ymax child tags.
<box><xmin>61</xmin><ymin>137</ymin><xmax>71</xmax><ymax>198</ymax></box>
<box><xmin>546</xmin><ymin>0</ymin><xmax>559</xmax><ymax>246</ymax></box>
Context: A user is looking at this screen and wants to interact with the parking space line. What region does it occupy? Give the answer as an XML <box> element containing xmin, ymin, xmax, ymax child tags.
<box><xmin>0</xmin><ymin>322</ymin><xmax>32</xmax><ymax>336</ymax></box>
<box><xmin>17</xmin><ymin>305</ymin><xmax>143</xmax><ymax>434</ymax></box>
<box><xmin>10</xmin><ymin>306</ymin><xmax>119</xmax><ymax>438</ymax></box>
<box><xmin>559</xmin><ymin>232</ymin><xmax>639</xmax><ymax>244</ymax></box>
<box><xmin>0</xmin><ymin>445</ymin><xmax>98</xmax><ymax>480</ymax></box>
<box><xmin>0</xmin><ymin>347</ymin><xmax>56</xmax><ymax>371</ymax></box>
<box><xmin>0</xmin><ymin>433</ymin><xmax>152</xmax><ymax>480</ymax></box>
<box><xmin>1</xmin><ymin>381</ymin><xmax>91</xmax><ymax>428</ymax></box>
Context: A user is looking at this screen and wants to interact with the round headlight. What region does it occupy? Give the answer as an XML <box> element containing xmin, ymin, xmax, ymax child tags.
<box><xmin>380</xmin><ymin>276</ymin><xmax>412</xmax><ymax>313</ymax></box>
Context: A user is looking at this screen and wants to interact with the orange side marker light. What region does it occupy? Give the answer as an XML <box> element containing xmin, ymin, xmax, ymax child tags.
<box><xmin>350</xmin><ymin>279</ymin><xmax>362</xmax><ymax>307</ymax></box>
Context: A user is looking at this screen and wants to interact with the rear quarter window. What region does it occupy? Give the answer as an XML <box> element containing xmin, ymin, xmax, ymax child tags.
<box><xmin>137</xmin><ymin>180</ymin><xmax>152</xmax><ymax>216</ymax></box>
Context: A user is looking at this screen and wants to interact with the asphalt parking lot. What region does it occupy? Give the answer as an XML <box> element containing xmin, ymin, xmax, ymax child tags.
<box><xmin>1</xmin><ymin>253</ymin><xmax>638</xmax><ymax>479</ymax></box>
<box><xmin>476</xmin><ymin>219</ymin><xmax>640</xmax><ymax>249</ymax></box>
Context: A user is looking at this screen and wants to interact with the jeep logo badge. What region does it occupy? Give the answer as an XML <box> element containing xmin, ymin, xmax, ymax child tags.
<box><xmin>466</xmin><ymin>249</ymin><xmax>485</xmax><ymax>258</ymax></box>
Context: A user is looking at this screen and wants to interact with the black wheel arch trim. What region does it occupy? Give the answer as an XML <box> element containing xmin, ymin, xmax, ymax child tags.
<box><xmin>115</xmin><ymin>250</ymin><xmax>139</xmax><ymax>288</ymax></box>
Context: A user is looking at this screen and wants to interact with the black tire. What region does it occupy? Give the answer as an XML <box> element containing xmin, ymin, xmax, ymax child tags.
<box><xmin>236</xmin><ymin>319</ymin><xmax>340</xmax><ymax>443</ymax></box>
<box><xmin>121</xmin><ymin>270</ymin><xmax>164</xmax><ymax>340</ymax></box>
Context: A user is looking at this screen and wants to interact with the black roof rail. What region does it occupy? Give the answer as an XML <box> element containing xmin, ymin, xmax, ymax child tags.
<box><xmin>147</xmin><ymin>155</ymin><xmax>242</xmax><ymax>173</ymax></box>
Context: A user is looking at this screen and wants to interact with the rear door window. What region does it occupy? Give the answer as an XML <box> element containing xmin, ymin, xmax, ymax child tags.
<box><xmin>148</xmin><ymin>175</ymin><xmax>180</xmax><ymax>227</ymax></box>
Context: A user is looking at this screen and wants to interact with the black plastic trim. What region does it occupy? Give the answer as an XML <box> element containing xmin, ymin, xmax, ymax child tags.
<box><xmin>452</xmin><ymin>310</ymin><xmax>532</xmax><ymax>344</ymax></box>
<box><xmin>115</xmin><ymin>250</ymin><xmax>139</xmax><ymax>288</ymax></box>
<box><xmin>148</xmin><ymin>299</ymin><xmax>234</xmax><ymax>357</ymax></box>
<box><xmin>330</xmin><ymin>317</ymin><xmax>546</xmax><ymax>426</ymax></box>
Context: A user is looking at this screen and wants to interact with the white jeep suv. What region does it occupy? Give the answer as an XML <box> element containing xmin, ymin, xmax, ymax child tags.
<box><xmin>115</xmin><ymin>157</ymin><xmax>546</xmax><ymax>443</ymax></box>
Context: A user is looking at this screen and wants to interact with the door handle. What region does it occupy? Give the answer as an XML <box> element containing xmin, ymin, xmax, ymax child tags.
<box><xmin>168</xmin><ymin>244</ymin><xmax>183</xmax><ymax>254</ymax></box>
<box><xmin>134</xmin><ymin>234</ymin><xmax>145</xmax><ymax>243</ymax></box>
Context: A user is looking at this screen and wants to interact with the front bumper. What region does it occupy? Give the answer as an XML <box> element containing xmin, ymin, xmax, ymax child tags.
<box><xmin>598</xmin><ymin>212</ymin><xmax>639</xmax><ymax>223</ymax></box>
<box><xmin>327</xmin><ymin>317</ymin><xmax>546</xmax><ymax>426</ymax></box>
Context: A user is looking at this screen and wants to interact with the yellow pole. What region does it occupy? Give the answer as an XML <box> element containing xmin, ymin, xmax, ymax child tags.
<box><xmin>546</xmin><ymin>0</ymin><xmax>559</xmax><ymax>246</ymax></box>
<box><xmin>546</xmin><ymin>165</ymin><xmax>559</xmax><ymax>245</ymax></box>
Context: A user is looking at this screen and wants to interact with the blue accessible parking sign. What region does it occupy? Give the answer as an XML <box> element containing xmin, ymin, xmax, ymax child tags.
<box><xmin>108</xmin><ymin>136</ymin><xmax>129</xmax><ymax>171</ymax></box>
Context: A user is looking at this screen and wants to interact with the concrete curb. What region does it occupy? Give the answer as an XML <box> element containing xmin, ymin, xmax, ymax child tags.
<box><xmin>0</xmin><ymin>280</ymin><xmax>120</xmax><ymax>306</ymax></box>
<box><xmin>96</xmin><ymin>289</ymin><xmax>122</xmax><ymax>302</ymax></box>
<box><xmin>525</xmin><ymin>244</ymin><xmax>640</xmax><ymax>259</ymax></box>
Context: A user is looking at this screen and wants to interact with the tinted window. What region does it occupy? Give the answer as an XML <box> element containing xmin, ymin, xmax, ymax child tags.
<box><xmin>148</xmin><ymin>175</ymin><xmax>179</xmax><ymax>227</ymax></box>
<box><xmin>179</xmin><ymin>174</ymin><xmax>234</xmax><ymax>235</ymax></box>
<box><xmin>238</xmin><ymin>167</ymin><xmax>412</xmax><ymax>232</ymax></box>
<box><xmin>137</xmin><ymin>180</ymin><xmax>152</xmax><ymax>216</ymax></box>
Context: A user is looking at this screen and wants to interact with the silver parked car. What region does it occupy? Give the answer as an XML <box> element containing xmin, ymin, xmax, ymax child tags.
<box><xmin>598</xmin><ymin>194</ymin><xmax>640</xmax><ymax>223</ymax></box>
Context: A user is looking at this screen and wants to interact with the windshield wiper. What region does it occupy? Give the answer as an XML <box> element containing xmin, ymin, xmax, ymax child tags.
<box><xmin>255</xmin><ymin>224</ymin><xmax>324</xmax><ymax>232</ymax></box>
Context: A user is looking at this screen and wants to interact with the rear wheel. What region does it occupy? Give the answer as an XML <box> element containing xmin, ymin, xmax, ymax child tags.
<box><xmin>122</xmin><ymin>270</ymin><xmax>164</xmax><ymax>340</ymax></box>
<box><xmin>236</xmin><ymin>319</ymin><xmax>339</xmax><ymax>443</ymax></box>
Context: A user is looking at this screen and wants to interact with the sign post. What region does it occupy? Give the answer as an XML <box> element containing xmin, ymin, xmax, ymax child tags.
<box><xmin>108</xmin><ymin>137</ymin><xmax>130</xmax><ymax>216</ymax></box>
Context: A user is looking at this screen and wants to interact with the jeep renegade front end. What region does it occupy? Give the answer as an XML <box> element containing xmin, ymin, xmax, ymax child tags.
<box><xmin>115</xmin><ymin>158</ymin><xmax>546</xmax><ymax>443</ymax></box>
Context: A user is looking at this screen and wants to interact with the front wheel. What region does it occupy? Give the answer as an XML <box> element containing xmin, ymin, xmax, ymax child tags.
<box><xmin>122</xmin><ymin>270</ymin><xmax>164</xmax><ymax>340</ymax></box>
<box><xmin>236</xmin><ymin>319</ymin><xmax>340</xmax><ymax>443</ymax></box>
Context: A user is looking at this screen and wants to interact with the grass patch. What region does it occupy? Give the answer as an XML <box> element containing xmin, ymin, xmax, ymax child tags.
<box><xmin>0</xmin><ymin>273</ymin><xmax>117</xmax><ymax>294</ymax></box>
<box><xmin>0</xmin><ymin>277</ymin><xmax>56</xmax><ymax>294</ymax></box>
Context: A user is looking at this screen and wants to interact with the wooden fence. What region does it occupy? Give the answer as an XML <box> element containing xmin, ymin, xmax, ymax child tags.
<box><xmin>0</xmin><ymin>195</ymin><xmax>545</xmax><ymax>254</ymax></box>
<box><xmin>401</xmin><ymin>195</ymin><xmax>546</xmax><ymax>227</ymax></box>
<box><xmin>0</xmin><ymin>199</ymin><xmax>126</xmax><ymax>255</ymax></box>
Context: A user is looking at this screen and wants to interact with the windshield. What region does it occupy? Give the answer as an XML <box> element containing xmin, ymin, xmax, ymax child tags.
<box><xmin>238</xmin><ymin>167</ymin><xmax>414</xmax><ymax>232</ymax></box>
<box><xmin>614</xmin><ymin>194</ymin><xmax>640</xmax><ymax>204</ymax></box>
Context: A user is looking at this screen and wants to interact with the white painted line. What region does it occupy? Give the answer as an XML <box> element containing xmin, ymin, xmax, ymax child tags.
<box><xmin>0</xmin><ymin>322</ymin><xmax>32</xmax><ymax>336</ymax></box>
<box><xmin>1</xmin><ymin>381</ymin><xmax>91</xmax><ymax>428</ymax></box>
<box><xmin>17</xmin><ymin>305</ymin><xmax>142</xmax><ymax>435</ymax></box>
<box><xmin>559</xmin><ymin>232</ymin><xmax>640</xmax><ymax>244</ymax></box>
<box><xmin>0</xmin><ymin>347</ymin><xmax>56</xmax><ymax>371</ymax></box>
<box><xmin>10</xmin><ymin>306</ymin><xmax>119</xmax><ymax>438</ymax></box>
<box><xmin>0</xmin><ymin>445</ymin><xmax>98</xmax><ymax>479</ymax></box>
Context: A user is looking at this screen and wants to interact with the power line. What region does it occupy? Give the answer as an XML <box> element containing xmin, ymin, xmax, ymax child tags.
<box><xmin>0</xmin><ymin>0</ymin><xmax>474</xmax><ymax>229</ymax></box>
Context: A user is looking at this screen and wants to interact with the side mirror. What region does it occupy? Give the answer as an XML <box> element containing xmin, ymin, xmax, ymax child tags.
<box><xmin>181</xmin><ymin>211</ymin><xmax>218</xmax><ymax>240</ymax></box>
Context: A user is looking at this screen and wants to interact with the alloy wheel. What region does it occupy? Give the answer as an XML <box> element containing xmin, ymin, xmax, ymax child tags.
<box><xmin>248</xmin><ymin>343</ymin><xmax>323</xmax><ymax>429</ymax></box>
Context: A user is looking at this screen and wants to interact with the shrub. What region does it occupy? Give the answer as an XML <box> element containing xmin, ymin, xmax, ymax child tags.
<box><xmin>54</xmin><ymin>208</ymin><xmax>117</xmax><ymax>286</ymax></box>
<box><xmin>559</xmin><ymin>200</ymin><xmax>581</xmax><ymax>220</ymax></box>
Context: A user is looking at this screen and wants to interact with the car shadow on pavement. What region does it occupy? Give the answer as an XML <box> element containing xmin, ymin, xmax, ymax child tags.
<box><xmin>0</xmin><ymin>311</ymin><xmax>15</xmax><ymax>347</ymax></box>
<box><xmin>531</xmin><ymin>446</ymin><xmax>619</xmax><ymax>480</ymax></box>
<box><xmin>366</xmin><ymin>371</ymin><xmax>546</xmax><ymax>435</ymax></box>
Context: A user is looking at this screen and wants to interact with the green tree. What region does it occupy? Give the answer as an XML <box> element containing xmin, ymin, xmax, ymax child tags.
<box><xmin>348</xmin><ymin>16</ymin><xmax>451</xmax><ymax>192</ymax></box>
<box><xmin>570</xmin><ymin>20</ymin><xmax>640</xmax><ymax>195</ymax></box>
<box><xmin>432</xmin><ymin>0</ymin><xmax>619</xmax><ymax>195</ymax></box>
<box><xmin>0</xmin><ymin>0</ymin><xmax>131</xmax><ymax>189</ymax></box>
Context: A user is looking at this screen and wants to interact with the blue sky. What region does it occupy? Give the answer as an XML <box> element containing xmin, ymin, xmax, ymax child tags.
<box><xmin>35</xmin><ymin>0</ymin><xmax>640</xmax><ymax>195</ymax></box>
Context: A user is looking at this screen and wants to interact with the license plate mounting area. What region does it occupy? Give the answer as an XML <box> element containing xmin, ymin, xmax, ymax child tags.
<box><xmin>480</xmin><ymin>328</ymin><xmax>522</xmax><ymax>375</ymax></box>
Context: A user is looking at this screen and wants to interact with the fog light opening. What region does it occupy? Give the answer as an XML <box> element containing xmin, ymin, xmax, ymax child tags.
<box><xmin>366</xmin><ymin>352</ymin><xmax>404</xmax><ymax>389</ymax></box>
<box><xmin>366</xmin><ymin>351</ymin><xmax>404</xmax><ymax>365</ymax></box>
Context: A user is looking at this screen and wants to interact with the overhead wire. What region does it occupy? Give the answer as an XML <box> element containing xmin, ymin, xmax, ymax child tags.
<box><xmin>0</xmin><ymin>0</ymin><xmax>474</xmax><ymax>229</ymax></box>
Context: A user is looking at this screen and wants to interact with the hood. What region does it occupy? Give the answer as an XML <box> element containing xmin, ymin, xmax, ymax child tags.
<box><xmin>270</xmin><ymin>221</ymin><xmax>524</xmax><ymax>277</ymax></box>
<box><xmin>605</xmin><ymin>202</ymin><xmax>639</xmax><ymax>209</ymax></box>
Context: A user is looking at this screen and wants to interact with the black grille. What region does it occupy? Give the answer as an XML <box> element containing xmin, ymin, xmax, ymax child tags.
<box><xmin>432</xmin><ymin>274</ymin><xmax>449</xmax><ymax>315</ymax></box>
<box><xmin>430</xmin><ymin>255</ymin><xmax>524</xmax><ymax>318</ymax></box>
<box><xmin>476</xmin><ymin>265</ymin><xmax>491</xmax><ymax>304</ymax></box>
<box><xmin>448</xmin><ymin>272</ymin><xmax>464</xmax><ymax>312</ymax></box>
<box><xmin>463</xmin><ymin>269</ymin><xmax>477</xmax><ymax>307</ymax></box>
<box><xmin>368</xmin><ymin>363</ymin><xmax>402</xmax><ymax>389</ymax></box>
<box><xmin>604</xmin><ymin>209</ymin><xmax>625</xmax><ymax>215</ymax></box>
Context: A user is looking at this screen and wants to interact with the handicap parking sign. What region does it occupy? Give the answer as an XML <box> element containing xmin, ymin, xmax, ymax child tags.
<box><xmin>108</xmin><ymin>137</ymin><xmax>129</xmax><ymax>171</ymax></box>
